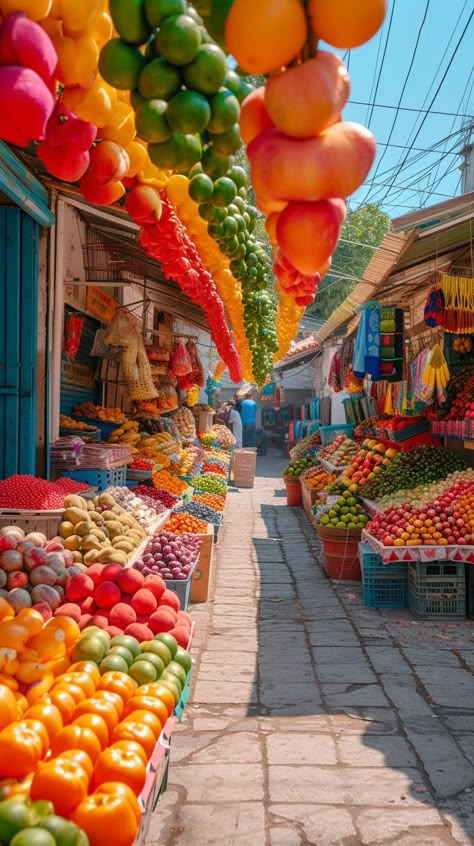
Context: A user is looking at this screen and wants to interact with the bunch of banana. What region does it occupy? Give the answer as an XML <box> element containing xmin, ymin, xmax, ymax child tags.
<box><xmin>108</xmin><ymin>421</ymin><xmax>141</xmax><ymax>446</ymax></box>
<box><xmin>137</xmin><ymin>431</ymin><xmax>178</xmax><ymax>458</ymax></box>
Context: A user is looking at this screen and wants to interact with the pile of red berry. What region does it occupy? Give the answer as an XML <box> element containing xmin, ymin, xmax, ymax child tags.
<box><xmin>133</xmin><ymin>485</ymin><xmax>179</xmax><ymax>509</ymax></box>
<box><xmin>129</xmin><ymin>458</ymin><xmax>154</xmax><ymax>471</ymax></box>
<box><xmin>0</xmin><ymin>475</ymin><xmax>91</xmax><ymax>509</ymax></box>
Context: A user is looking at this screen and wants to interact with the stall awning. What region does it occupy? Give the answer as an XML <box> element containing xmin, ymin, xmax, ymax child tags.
<box><xmin>0</xmin><ymin>141</ymin><xmax>54</xmax><ymax>227</ymax></box>
<box><xmin>312</xmin><ymin>191</ymin><xmax>474</xmax><ymax>346</ymax></box>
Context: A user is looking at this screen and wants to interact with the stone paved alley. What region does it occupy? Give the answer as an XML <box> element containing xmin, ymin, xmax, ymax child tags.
<box><xmin>149</xmin><ymin>458</ymin><xmax>474</xmax><ymax>846</ymax></box>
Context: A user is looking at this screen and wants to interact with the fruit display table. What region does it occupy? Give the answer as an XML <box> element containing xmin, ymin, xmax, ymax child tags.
<box><xmin>362</xmin><ymin>530</ymin><xmax>474</xmax><ymax>565</ymax></box>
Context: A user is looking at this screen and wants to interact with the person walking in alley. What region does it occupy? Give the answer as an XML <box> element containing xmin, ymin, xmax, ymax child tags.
<box><xmin>216</xmin><ymin>399</ymin><xmax>243</xmax><ymax>448</ymax></box>
<box><xmin>240</xmin><ymin>391</ymin><xmax>257</xmax><ymax>448</ymax></box>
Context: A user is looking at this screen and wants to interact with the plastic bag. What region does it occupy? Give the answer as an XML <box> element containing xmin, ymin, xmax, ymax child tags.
<box><xmin>90</xmin><ymin>328</ymin><xmax>120</xmax><ymax>359</ymax></box>
<box><xmin>186</xmin><ymin>339</ymin><xmax>205</xmax><ymax>387</ymax></box>
<box><xmin>103</xmin><ymin>310</ymin><xmax>137</xmax><ymax>346</ymax></box>
<box><xmin>63</xmin><ymin>313</ymin><xmax>84</xmax><ymax>359</ymax></box>
<box><xmin>170</xmin><ymin>341</ymin><xmax>192</xmax><ymax>377</ymax></box>
<box><xmin>145</xmin><ymin>344</ymin><xmax>170</xmax><ymax>361</ymax></box>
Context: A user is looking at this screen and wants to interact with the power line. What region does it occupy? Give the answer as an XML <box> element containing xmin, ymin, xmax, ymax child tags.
<box><xmin>374</xmin><ymin>8</ymin><xmax>474</xmax><ymax>209</ymax></box>
<box><xmin>348</xmin><ymin>101</ymin><xmax>473</xmax><ymax>119</ymax></box>
<box><xmin>357</xmin><ymin>0</ymin><xmax>431</xmax><ymax>208</ymax></box>
<box><xmin>429</xmin><ymin>65</ymin><xmax>474</xmax><ymax>188</ymax></box>
<box><xmin>365</xmin><ymin>0</ymin><xmax>396</xmax><ymax>130</ymax></box>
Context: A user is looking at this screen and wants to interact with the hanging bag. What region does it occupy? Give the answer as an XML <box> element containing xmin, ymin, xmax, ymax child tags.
<box><xmin>424</xmin><ymin>285</ymin><xmax>445</xmax><ymax>328</ymax></box>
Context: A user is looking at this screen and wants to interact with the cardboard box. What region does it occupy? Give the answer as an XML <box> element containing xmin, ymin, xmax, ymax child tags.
<box><xmin>233</xmin><ymin>447</ymin><xmax>257</xmax><ymax>488</ymax></box>
<box><xmin>190</xmin><ymin>523</ymin><xmax>214</xmax><ymax>602</ymax></box>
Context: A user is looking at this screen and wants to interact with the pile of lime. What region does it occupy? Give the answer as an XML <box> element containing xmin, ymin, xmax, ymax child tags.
<box><xmin>283</xmin><ymin>455</ymin><xmax>320</xmax><ymax>478</ymax></box>
<box><xmin>317</xmin><ymin>490</ymin><xmax>369</xmax><ymax>530</ymax></box>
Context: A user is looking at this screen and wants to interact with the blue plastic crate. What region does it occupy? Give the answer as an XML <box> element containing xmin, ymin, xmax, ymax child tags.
<box><xmin>360</xmin><ymin>543</ymin><xmax>408</xmax><ymax>608</ymax></box>
<box><xmin>73</xmin><ymin>417</ymin><xmax>119</xmax><ymax>440</ymax></box>
<box><xmin>319</xmin><ymin>424</ymin><xmax>355</xmax><ymax>445</ymax></box>
<box><xmin>164</xmin><ymin>559</ymin><xmax>198</xmax><ymax>612</ymax></box>
<box><xmin>408</xmin><ymin>561</ymin><xmax>466</xmax><ymax>619</ymax></box>
<box><xmin>61</xmin><ymin>466</ymin><xmax>127</xmax><ymax>491</ymax></box>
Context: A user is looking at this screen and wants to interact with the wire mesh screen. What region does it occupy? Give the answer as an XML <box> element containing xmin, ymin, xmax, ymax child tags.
<box><xmin>82</xmin><ymin>228</ymin><xmax>148</xmax><ymax>283</ymax></box>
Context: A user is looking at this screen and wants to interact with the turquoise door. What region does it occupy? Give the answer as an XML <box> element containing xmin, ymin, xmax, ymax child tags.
<box><xmin>0</xmin><ymin>208</ymin><xmax>39</xmax><ymax>478</ymax></box>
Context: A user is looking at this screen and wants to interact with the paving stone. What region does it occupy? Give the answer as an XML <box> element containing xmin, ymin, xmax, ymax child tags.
<box><xmin>336</xmin><ymin>733</ymin><xmax>417</xmax><ymax>767</ymax></box>
<box><xmin>172</xmin><ymin>732</ymin><xmax>261</xmax><ymax>765</ymax></box>
<box><xmin>259</xmin><ymin>681</ymin><xmax>322</xmax><ymax>710</ymax></box>
<box><xmin>168</xmin><ymin>763</ymin><xmax>264</xmax><ymax>802</ymax></box>
<box><xmin>354</xmin><ymin>807</ymin><xmax>458</xmax><ymax>845</ymax></box>
<box><xmin>148</xmin><ymin>798</ymin><xmax>265</xmax><ymax>845</ymax></box>
<box><xmin>322</xmin><ymin>683</ymin><xmax>390</xmax><ymax>708</ymax></box>
<box><xmin>312</xmin><ymin>646</ymin><xmax>367</xmax><ymax>665</ymax></box>
<box><xmin>268</xmin><ymin>765</ymin><xmax>430</xmax><ymax>805</ymax></box>
<box><xmin>192</xmin><ymin>680</ymin><xmax>258</xmax><ymax>705</ymax></box>
<box><xmin>269</xmin><ymin>805</ymin><xmax>357</xmax><ymax>845</ymax></box>
<box><xmin>266</xmin><ymin>732</ymin><xmax>337</xmax><ymax>765</ymax></box>
<box><xmin>316</xmin><ymin>663</ymin><xmax>378</xmax><ymax>685</ymax></box>
<box><xmin>401</xmin><ymin>719</ymin><xmax>474</xmax><ymax>797</ymax></box>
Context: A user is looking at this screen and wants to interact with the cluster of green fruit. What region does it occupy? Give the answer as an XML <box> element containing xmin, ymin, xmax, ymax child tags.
<box><xmin>100</xmin><ymin>0</ymin><xmax>249</xmax><ymax>174</ymax></box>
<box><xmin>72</xmin><ymin>627</ymin><xmax>192</xmax><ymax>698</ymax></box>
<box><xmin>283</xmin><ymin>455</ymin><xmax>320</xmax><ymax>478</ymax></box>
<box><xmin>0</xmin><ymin>796</ymin><xmax>87</xmax><ymax>846</ymax></box>
<box><xmin>317</xmin><ymin>491</ymin><xmax>369</xmax><ymax>530</ymax></box>
<box><xmin>362</xmin><ymin>446</ymin><xmax>468</xmax><ymax>500</ymax></box>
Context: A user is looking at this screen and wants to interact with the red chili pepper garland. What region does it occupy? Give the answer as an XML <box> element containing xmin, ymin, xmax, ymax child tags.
<box><xmin>138</xmin><ymin>195</ymin><xmax>242</xmax><ymax>384</ymax></box>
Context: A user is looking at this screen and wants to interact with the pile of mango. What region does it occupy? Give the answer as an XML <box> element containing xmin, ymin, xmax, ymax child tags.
<box><xmin>57</xmin><ymin>494</ymin><xmax>146</xmax><ymax>567</ymax></box>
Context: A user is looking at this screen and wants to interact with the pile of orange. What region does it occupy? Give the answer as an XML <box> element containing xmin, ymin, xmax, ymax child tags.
<box><xmin>151</xmin><ymin>470</ymin><xmax>189</xmax><ymax>496</ymax></box>
<box><xmin>165</xmin><ymin>514</ymin><xmax>208</xmax><ymax>535</ymax></box>
<box><xmin>193</xmin><ymin>493</ymin><xmax>226</xmax><ymax>511</ymax></box>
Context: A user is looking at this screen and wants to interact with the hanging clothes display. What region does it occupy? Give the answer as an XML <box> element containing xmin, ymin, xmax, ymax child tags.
<box><xmin>353</xmin><ymin>305</ymin><xmax>381</xmax><ymax>380</ymax></box>
<box><xmin>327</xmin><ymin>351</ymin><xmax>341</xmax><ymax>392</ymax></box>
<box><xmin>440</xmin><ymin>273</ymin><xmax>474</xmax><ymax>333</ymax></box>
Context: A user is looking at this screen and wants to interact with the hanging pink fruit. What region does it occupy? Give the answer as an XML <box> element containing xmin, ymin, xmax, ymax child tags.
<box><xmin>45</xmin><ymin>104</ymin><xmax>97</xmax><ymax>151</ymax></box>
<box><xmin>79</xmin><ymin>173</ymin><xmax>125</xmax><ymax>206</ymax></box>
<box><xmin>0</xmin><ymin>12</ymin><xmax>57</xmax><ymax>82</ymax></box>
<box><xmin>37</xmin><ymin>141</ymin><xmax>90</xmax><ymax>182</ymax></box>
<box><xmin>0</xmin><ymin>66</ymin><xmax>54</xmax><ymax>147</ymax></box>
<box><xmin>276</xmin><ymin>198</ymin><xmax>344</xmax><ymax>275</ymax></box>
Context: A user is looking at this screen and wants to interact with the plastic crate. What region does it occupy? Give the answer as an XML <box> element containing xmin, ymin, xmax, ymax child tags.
<box><xmin>408</xmin><ymin>561</ymin><xmax>466</xmax><ymax>619</ymax></box>
<box><xmin>319</xmin><ymin>424</ymin><xmax>355</xmax><ymax>445</ymax></box>
<box><xmin>360</xmin><ymin>543</ymin><xmax>408</xmax><ymax>608</ymax></box>
<box><xmin>126</xmin><ymin>469</ymin><xmax>153</xmax><ymax>481</ymax></box>
<box><xmin>60</xmin><ymin>427</ymin><xmax>101</xmax><ymax>441</ymax></box>
<box><xmin>387</xmin><ymin>419</ymin><xmax>429</xmax><ymax>442</ymax></box>
<box><xmin>72</xmin><ymin>417</ymin><xmax>120</xmax><ymax>439</ymax></box>
<box><xmin>61</xmin><ymin>466</ymin><xmax>127</xmax><ymax>491</ymax></box>
<box><xmin>0</xmin><ymin>508</ymin><xmax>63</xmax><ymax>536</ymax></box>
<box><xmin>467</xmin><ymin>565</ymin><xmax>474</xmax><ymax>620</ymax></box>
<box><xmin>164</xmin><ymin>559</ymin><xmax>198</xmax><ymax>612</ymax></box>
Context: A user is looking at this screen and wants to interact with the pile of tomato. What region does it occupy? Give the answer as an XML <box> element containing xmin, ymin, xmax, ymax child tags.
<box><xmin>164</xmin><ymin>514</ymin><xmax>208</xmax><ymax>535</ymax></box>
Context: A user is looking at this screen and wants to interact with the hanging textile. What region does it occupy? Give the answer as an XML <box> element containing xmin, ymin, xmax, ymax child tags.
<box><xmin>327</xmin><ymin>351</ymin><xmax>341</xmax><ymax>392</ymax></box>
<box><xmin>440</xmin><ymin>274</ymin><xmax>474</xmax><ymax>333</ymax></box>
<box><xmin>423</xmin><ymin>285</ymin><xmax>445</xmax><ymax>328</ymax></box>
<box><xmin>353</xmin><ymin>306</ymin><xmax>380</xmax><ymax>380</ymax></box>
<box><xmin>340</xmin><ymin>334</ymin><xmax>355</xmax><ymax>386</ymax></box>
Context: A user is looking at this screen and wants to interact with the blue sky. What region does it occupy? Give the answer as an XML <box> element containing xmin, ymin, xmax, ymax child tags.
<box><xmin>326</xmin><ymin>0</ymin><xmax>473</xmax><ymax>219</ymax></box>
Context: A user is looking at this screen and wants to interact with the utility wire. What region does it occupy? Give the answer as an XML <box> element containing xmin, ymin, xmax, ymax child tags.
<box><xmin>371</xmin><ymin>8</ymin><xmax>474</xmax><ymax>209</ymax></box>
<box><xmin>364</xmin><ymin>0</ymin><xmax>396</xmax><ymax>130</ymax></box>
<box><xmin>357</xmin><ymin>0</ymin><xmax>431</xmax><ymax>207</ymax></box>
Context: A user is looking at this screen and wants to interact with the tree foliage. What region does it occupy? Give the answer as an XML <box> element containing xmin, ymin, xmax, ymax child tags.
<box><xmin>308</xmin><ymin>204</ymin><xmax>390</xmax><ymax>320</ymax></box>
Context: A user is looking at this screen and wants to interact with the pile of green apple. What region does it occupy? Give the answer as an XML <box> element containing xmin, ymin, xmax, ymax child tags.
<box><xmin>0</xmin><ymin>795</ymin><xmax>88</xmax><ymax>846</ymax></box>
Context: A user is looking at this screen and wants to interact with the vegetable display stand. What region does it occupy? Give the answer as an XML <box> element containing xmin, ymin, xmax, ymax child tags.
<box><xmin>317</xmin><ymin>525</ymin><xmax>362</xmax><ymax>580</ymax></box>
<box><xmin>301</xmin><ymin>480</ymin><xmax>319</xmax><ymax>518</ymax></box>
<box><xmin>164</xmin><ymin>558</ymin><xmax>199</xmax><ymax>611</ymax></box>
<box><xmin>319</xmin><ymin>424</ymin><xmax>355</xmax><ymax>445</ymax></box>
<box><xmin>408</xmin><ymin>560</ymin><xmax>466</xmax><ymax>619</ymax></box>
<box><xmin>284</xmin><ymin>475</ymin><xmax>302</xmax><ymax>507</ymax></box>
<box><xmin>359</xmin><ymin>543</ymin><xmax>408</xmax><ymax>608</ymax></box>
<box><xmin>134</xmin><ymin>716</ymin><xmax>174</xmax><ymax>846</ymax></box>
<box><xmin>190</xmin><ymin>523</ymin><xmax>214</xmax><ymax>602</ymax></box>
<box><xmin>0</xmin><ymin>507</ymin><xmax>63</xmax><ymax>535</ymax></box>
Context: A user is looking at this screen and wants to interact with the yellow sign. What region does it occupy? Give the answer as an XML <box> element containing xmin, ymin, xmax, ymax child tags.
<box><xmin>85</xmin><ymin>286</ymin><xmax>121</xmax><ymax>323</ymax></box>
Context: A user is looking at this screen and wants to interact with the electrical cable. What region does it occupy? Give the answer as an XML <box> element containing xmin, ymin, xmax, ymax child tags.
<box><xmin>370</xmin><ymin>8</ymin><xmax>474</xmax><ymax>209</ymax></box>
<box><xmin>364</xmin><ymin>0</ymin><xmax>395</xmax><ymax>130</ymax></box>
<box><xmin>357</xmin><ymin>0</ymin><xmax>431</xmax><ymax>207</ymax></box>
<box><xmin>428</xmin><ymin>66</ymin><xmax>474</xmax><ymax>189</ymax></box>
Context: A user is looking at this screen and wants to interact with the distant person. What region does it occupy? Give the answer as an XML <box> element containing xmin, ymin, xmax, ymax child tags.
<box><xmin>216</xmin><ymin>399</ymin><xmax>242</xmax><ymax>448</ymax></box>
<box><xmin>240</xmin><ymin>392</ymin><xmax>257</xmax><ymax>448</ymax></box>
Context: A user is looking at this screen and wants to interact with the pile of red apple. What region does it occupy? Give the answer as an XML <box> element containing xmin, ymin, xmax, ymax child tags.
<box><xmin>367</xmin><ymin>480</ymin><xmax>474</xmax><ymax>547</ymax></box>
<box><xmin>55</xmin><ymin>561</ymin><xmax>192</xmax><ymax>647</ymax></box>
<box><xmin>444</xmin><ymin>372</ymin><xmax>474</xmax><ymax>421</ymax></box>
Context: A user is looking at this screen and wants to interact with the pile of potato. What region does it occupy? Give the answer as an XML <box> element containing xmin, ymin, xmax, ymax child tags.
<box><xmin>57</xmin><ymin>493</ymin><xmax>147</xmax><ymax>567</ymax></box>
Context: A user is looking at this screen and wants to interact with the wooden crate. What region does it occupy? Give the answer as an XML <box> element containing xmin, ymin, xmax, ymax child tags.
<box><xmin>300</xmin><ymin>480</ymin><xmax>319</xmax><ymax>519</ymax></box>
<box><xmin>190</xmin><ymin>523</ymin><xmax>214</xmax><ymax>603</ymax></box>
